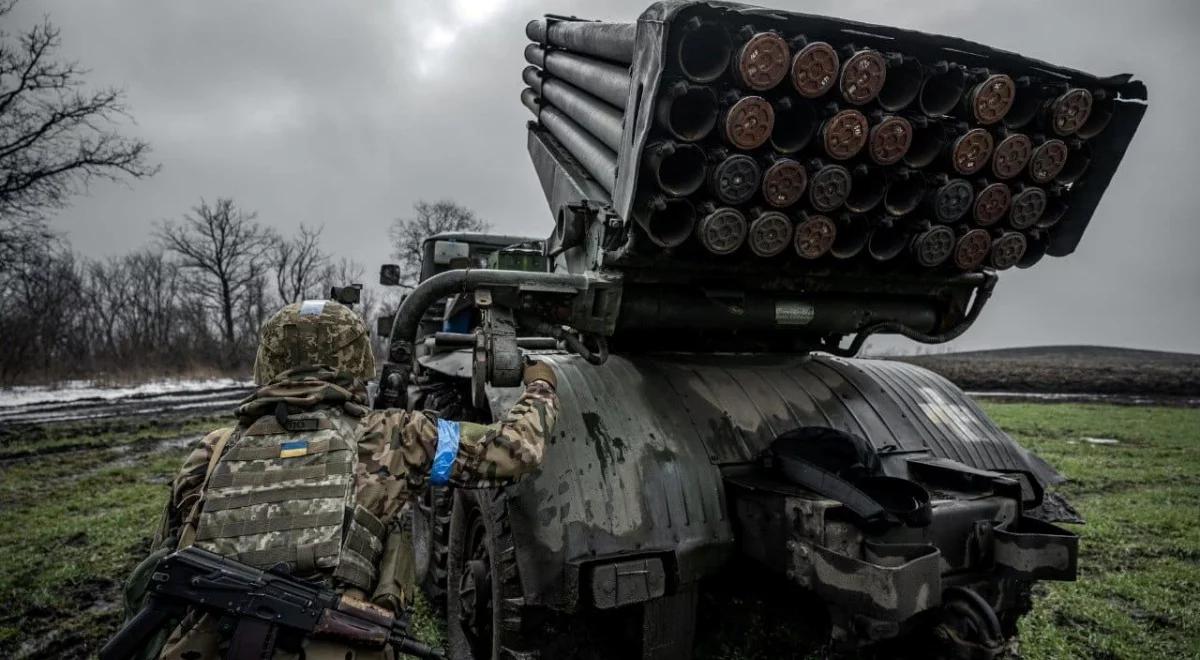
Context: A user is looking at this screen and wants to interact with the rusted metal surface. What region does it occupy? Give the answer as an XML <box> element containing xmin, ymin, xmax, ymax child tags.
<box><xmin>839</xmin><ymin>49</ymin><xmax>887</xmax><ymax>105</ymax></box>
<box><xmin>1049</xmin><ymin>87</ymin><xmax>1093</xmax><ymax>136</ymax></box>
<box><xmin>793</xmin><ymin>214</ymin><xmax>837</xmax><ymax>259</ymax></box>
<box><xmin>733</xmin><ymin>31</ymin><xmax>790</xmax><ymax>90</ymax></box>
<box><xmin>950</xmin><ymin>127</ymin><xmax>994</xmax><ymax>175</ymax></box>
<box><xmin>968</xmin><ymin>74</ymin><xmax>1016</xmax><ymax>125</ymax></box>
<box><xmin>868</xmin><ymin>115</ymin><xmax>913</xmax><ymax>165</ymax></box>
<box><xmin>991</xmin><ymin>133</ymin><xmax>1032</xmax><ymax>180</ymax></box>
<box><xmin>822</xmin><ymin>109</ymin><xmax>869</xmax><ymax>160</ymax></box>
<box><xmin>723</xmin><ymin>95</ymin><xmax>774</xmax><ymax>149</ymax></box>
<box><xmin>761</xmin><ymin>158</ymin><xmax>807</xmax><ymax>207</ymax></box>
<box><xmin>974</xmin><ymin>182</ymin><xmax>1012</xmax><ymax>226</ymax></box>
<box><xmin>790</xmin><ymin>41</ymin><xmax>839</xmax><ymax>98</ymax></box>
<box><xmin>954</xmin><ymin>228</ymin><xmax>992</xmax><ymax>270</ymax></box>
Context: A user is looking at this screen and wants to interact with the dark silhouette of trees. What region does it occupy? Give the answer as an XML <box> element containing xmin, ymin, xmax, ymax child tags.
<box><xmin>388</xmin><ymin>200</ymin><xmax>488</xmax><ymax>289</ymax></box>
<box><xmin>271</xmin><ymin>224</ymin><xmax>329</xmax><ymax>304</ymax></box>
<box><xmin>0</xmin><ymin>0</ymin><xmax>157</xmax><ymax>269</ymax></box>
<box><xmin>155</xmin><ymin>198</ymin><xmax>276</xmax><ymax>362</ymax></box>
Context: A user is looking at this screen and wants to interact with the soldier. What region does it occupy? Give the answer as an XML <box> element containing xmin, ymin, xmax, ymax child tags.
<box><xmin>124</xmin><ymin>299</ymin><xmax>559</xmax><ymax>659</ymax></box>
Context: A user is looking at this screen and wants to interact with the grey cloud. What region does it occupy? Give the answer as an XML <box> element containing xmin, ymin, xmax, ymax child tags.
<box><xmin>10</xmin><ymin>0</ymin><xmax>1200</xmax><ymax>352</ymax></box>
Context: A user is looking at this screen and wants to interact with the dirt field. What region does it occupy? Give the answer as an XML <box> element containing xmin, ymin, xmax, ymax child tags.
<box><xmin>1</xmin><ymin>400</ymin><xmax>1197</xmax><ymax>658</ymax></box>
<box><xmin>897</xmin><ymin>346</ymin><xmax>1200</xmax><ymax>399</ymax></box>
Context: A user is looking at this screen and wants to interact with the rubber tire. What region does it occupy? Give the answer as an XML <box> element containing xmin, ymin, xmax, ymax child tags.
<box><xmin>446</xmin><ymin>488</ymin><xmax>530</xmax><ymax>660</ymax></box>
<box><xmin>412</xmin><ymin>487</ymin><xmax>453</xmax><ymax>612</ymax></box>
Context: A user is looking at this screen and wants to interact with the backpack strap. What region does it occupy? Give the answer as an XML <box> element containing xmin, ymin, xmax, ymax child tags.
<box><xmin>177</xmin><ymin>427</ymin><xmax>237</xmax><ymax>549</ymax></box>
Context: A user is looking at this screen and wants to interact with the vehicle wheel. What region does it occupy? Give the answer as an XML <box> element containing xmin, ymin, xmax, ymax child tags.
<box><xmin>446</xmin><ymin>488</ymin><xmax>530</xmax><ymax>660</ymax></box>
<box><xmin>412</xmin><ymin>486</ymin><xmax>452</xmax><ymax>611</ymax></box>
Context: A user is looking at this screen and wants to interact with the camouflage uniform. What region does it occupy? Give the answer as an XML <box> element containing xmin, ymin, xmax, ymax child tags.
<box><xmin>139</xmin><ymin>301</ymin><xmax>558</xmax><ymax>659</ymax></box>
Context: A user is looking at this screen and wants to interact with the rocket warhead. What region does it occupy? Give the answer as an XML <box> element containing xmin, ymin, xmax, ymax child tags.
<box><xmin>793</xmin><ymin>212</ymin><xmax>837</xmax><ymax>259</ymax></box>
<box><xmin>696</xmin><ymin>205</ymin><xmax>749</xmax><ymax>255</ymax></box>
<box><xmin>747</xmin><ymin>211</ymin><xmax>794</xmax><ymax>257</ymax></box>
<box><xmin>953</xmin><ymin>228</ymin><xmax>993</xmax><ymax>271</ymax></box>
<box><xmin>790</xmin><ymin>41</ymin><xmax>839</xmax><ymax>98</ymax></box>
<box><xmin>992</xmin><ymin>132</ymin><xmax>1033</xmax><ymax>180</ymax></box>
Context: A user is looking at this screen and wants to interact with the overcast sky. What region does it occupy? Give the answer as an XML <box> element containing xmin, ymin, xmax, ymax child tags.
<box><xmin>9</xmin><ymin>0</ymin><xmax>1199</xmax><ymax>353</ymax></box>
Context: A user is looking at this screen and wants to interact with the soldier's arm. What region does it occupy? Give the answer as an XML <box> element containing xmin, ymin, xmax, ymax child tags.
<box><xmin>364</xmin><ymin>362</ymin><xmax>559</xmax><ymax>490</ymax></box>
<box><xmin>157</xmin><ymin>428</ymin><xmax>230</xmax><ymax>547</ymax></box>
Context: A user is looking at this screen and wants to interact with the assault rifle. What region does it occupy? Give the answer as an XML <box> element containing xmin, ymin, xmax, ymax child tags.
<box><xmin>101</xmin><ymin>546</ymin><xmax>442</xmax><ymax>660</ymax></box>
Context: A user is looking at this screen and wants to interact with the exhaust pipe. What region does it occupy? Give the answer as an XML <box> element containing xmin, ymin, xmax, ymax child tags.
<box><xmin>903</xmin><ymin>116</ymin><xmax>945</xmax><ymax>168</ymax></box>
<box><xmin>1047</xmin><ymin>87</ymin><xmax>1093</xmax><ymax>136</ymax></box>
<box><xmin>838</xmin><ymin>46</ymin><xmax>887</xmax><ymax>105</ymax></box>
<box><xmin>747</xmin><ymin>210</ymin><xmax>794</xmax><ymax>257</ymax></box>
<box><xmin>790</xmin><ymin>40</ymin><xmax>839</xmax><ymax>99</ymax></box>
<box><xmin>674</xmin><ymin>17</ymin><xmax>733</xmax><ymax>83</ymax></box>
<box><xmin>656</xmin><ymin>81</ymin><xmax>719</xmax><ymax>142</ymax></box>
<box><xmin>1003</xmin><ymin>76</ymin><xmax>1043</xmax><ymax>129</ymax></box>
<box><xmin>845</xmin><ymin>164</ymin><xmax>885</xmax><ymax>213</ymax></box>
<box><xmin>721</xmin><ymin>93</ymin><xmax>775</xmax><ymax>150</ymax></box>
<box><xmin>708</xmin><ymin>149</ymin><xmax>761</xmax><ymax>205</ymax></box>
<box><xmin>868</xmin><ymin>114</ymin><xmax>913</xmax><ymax>165</ymax></box>
<box><xmin>1008</xmin><ymin>185</ymin><xmax>1047</xmax><ymax>230</ymax></box>
<box><xmin>929</xmin><ymin>175</ymin><xmax>974</xmax><ymax>224</ymax></box>
<box><xmin>878</xmin><ymin>54</ymin><xmax>923</xmax><ymax>112</ymax></box>
<box><xmin>770</xmin><ymin>97</ymin><xmax>819</xmax><ymax>153</ymax></box>
<box><xmin>953</xmin><ymin>227</ymin><xmax>993</xmax><ymax>271</ymax></box>
<box><xmin>524</xmin><ymin>44</ymin><xmax>630</xmax><ymax>108</ymax></box>
<box><xmin>949</xmin><ymin>126</ymin><xmax>995</xmax><ymax>176</ymax></box>
<box><xmin>695</xmin><ymin>203</ymin><xmax>748</xmax><ymax>256</ymax></box>
<box><xmin>521</xmin><ymin>88</ymin><xmax>617</xmax><ymax>191</ymax></box>
<box><xmin>1077</xmin><ymin>89</ymin><xmax>1113</xmax><ymax>139</ymax></box>
<box><xmin>793</xmin><ymin>212</ymin><xmax>837</xmax><ymax>259</ymax></box>
<box><xmin>868</xmin><ymin>218</ymin><xmax>909</xmax><ymax>261</ymax></box>
<box><xmin>731</xmin><ymin>28</ymin><xmax>790</xmax><ymax>91</ymax></box>
<box><xmin>1028</xmin><ymin>138</ymin><xmax>1069</xmax><ymax>183</ymax></box>
<box><xmin>991</xmin><ymin>132</ymin><xmax>1033</xmax><ymax>180</ymax></box>
<box><xmin>989</xmin><ymin>231</ymin><xmax>1027</xmax><ymax>270</ymax></box>
<box><xmin>883</xmin><ymin>169</ymin><xmax>927</xmax><ymax>216</ymax></box>
<box><xmin>525</xmin><ymin>18</ymin><xmax>634</xmax><ymax>64</ymax></box>
<box><xmin>966</xmin><ymin>72</ymin><xmax>1016</xmax><ymax>125</ymax></box>
<box><xmin>820</xmin><ymin>107</ymin><xmax>869</xmax><ymax>160</ymax></box>
<box><xmin>973</xmin><ymin>181</ymin><xmax>1012</xmax><ymax>227</ymax></box>
<box><xmin>919</xmin><ymin>61</ymin><xmax>966</xmax><ymax>116</ymax></box>
<box><xmin>762</xmin><ymin>157</ymin><xmax>808</xmax><ymax>208</ymax></box>
<box><xmin>830</xmin><ymin>214</ymin><xmax>870</xmax><ymax>259</ymax></box>
<box><xmin>808</xmin><ymin>160</ymin><xmax>853</xmax><ymax>212</ymax></box>
<box><xmin>638</xmin><ymin>195</ymin><xmax>697</xmax><ymax>248</ymax></box>
<box><xmin>523</xmin><ymin>67</ymin><xmax>623</xmax><ymax>151</ymax></box>
<box><xmin>911</xmin><ymin>224</ymin><xmax>956</xmax><ymax>267</ymax></box>
<box><xmin>644</xmin><ymin>141</ymin><xmax>707</xmax><ymax>197</ymax></box>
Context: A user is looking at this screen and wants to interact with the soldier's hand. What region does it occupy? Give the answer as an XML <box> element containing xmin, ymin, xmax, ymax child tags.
<box><xmin>522</xmin><ymin>360</ymin><xmax>557</xmax><ymax>389</ymax></box>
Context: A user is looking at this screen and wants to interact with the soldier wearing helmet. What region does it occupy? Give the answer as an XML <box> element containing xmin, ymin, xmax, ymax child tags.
<box><xmin>126</xmin><ymin>299</ymin><xmax>558</xmax><ymax>659</ymax></box>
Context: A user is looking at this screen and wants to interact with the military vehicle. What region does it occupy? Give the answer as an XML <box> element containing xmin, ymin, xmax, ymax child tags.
<box><xmin>375</xmin><ymin>2</ymin><xmax>1146</xmax><ymax>658</ymax></box>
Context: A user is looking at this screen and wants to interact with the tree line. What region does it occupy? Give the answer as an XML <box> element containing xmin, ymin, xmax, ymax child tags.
<box><xmin>0</xmin><ymin>1</ymin><xmax>492</xmax><ymax>385</ymax></box>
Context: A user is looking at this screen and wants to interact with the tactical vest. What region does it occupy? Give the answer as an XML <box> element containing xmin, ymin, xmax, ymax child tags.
<box><xmin>193</xmin><ymin>407</ymin><xmax>385</xmax><ymax>592</ymax></box>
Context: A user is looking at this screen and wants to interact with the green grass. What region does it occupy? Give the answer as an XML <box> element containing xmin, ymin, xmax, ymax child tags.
<box><xmin>982</xmin><ymin>403</ymin><xmax>1200</xmax><ymax>660</ymax></box>
<box><xmin>0</xmin><ymin>403</ymin><xmax>1197</xmax><ymax>658</ymax></box>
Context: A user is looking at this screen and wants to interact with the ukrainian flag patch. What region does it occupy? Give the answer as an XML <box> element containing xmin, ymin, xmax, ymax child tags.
<box><xmin>279</xmin><ymin>439</ymin><xmax>309</xmax><ymax>458</ymax></box>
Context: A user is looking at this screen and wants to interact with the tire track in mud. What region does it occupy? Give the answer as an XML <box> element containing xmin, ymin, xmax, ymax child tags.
<box><xmin>0</xmin><ymin>385</ymin><xmax>253</xmax><ymax>426</ymax></box>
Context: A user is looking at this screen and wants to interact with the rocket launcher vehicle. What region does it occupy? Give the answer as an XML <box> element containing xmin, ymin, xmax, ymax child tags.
<box><xmin>383</xmin><ymin>1</ymin><xmax>1144</xmax><ymax>397</ymax></box>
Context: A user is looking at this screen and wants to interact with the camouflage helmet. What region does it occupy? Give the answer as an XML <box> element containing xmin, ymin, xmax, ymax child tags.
<box><xmin>253</xmin><ymin>300</ymin><xmax>375</xmax><ymax>384</ymax></box>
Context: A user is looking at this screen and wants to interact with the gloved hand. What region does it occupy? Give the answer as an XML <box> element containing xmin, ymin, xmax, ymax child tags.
<box><xmin>522</xmin><ymin>360</ymin><xmax>557</xmax><ymax>389</ymax></box>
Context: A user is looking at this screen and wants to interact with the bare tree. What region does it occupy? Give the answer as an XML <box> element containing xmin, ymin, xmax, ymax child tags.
<box><xmin>0</xmin><ymin>1</ymin><xmax>157</xmax><ymax>268</ymax></box>
<box><xmin>388</xmin><ymin>200</ymin><xmax>488</xmax><ymax>289</ymax></box>
<box><xmin>156</xmin><ymin>198</ymin><xmax>274</xmax><ymax>361</ymax></box>
<box><xmin>271</xmin><ymin>224</ymin><xmax>329</xmax><ymax>304</ymax></box>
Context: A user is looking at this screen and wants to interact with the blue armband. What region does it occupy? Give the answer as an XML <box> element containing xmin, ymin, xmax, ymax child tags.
<box><xmin>430</xmin><ymin>418</ymin><xmax>461</xmax><ymax>486</ymax></box>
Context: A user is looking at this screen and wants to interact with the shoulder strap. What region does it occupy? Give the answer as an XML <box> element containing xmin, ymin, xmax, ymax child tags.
<box><xmin>177</xmin><ymin>427</ymin><xmax>237</xmax><ymax>550</ymax></box>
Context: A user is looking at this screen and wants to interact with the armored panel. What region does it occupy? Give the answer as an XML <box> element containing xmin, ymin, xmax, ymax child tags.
<box><xmin>486</xmin><ymin>352</ymin><xmax>1059</xmax><ymax>609</ymax></box>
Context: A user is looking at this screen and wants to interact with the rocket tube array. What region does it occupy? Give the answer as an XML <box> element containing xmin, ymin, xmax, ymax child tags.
<box><xmin>522</xmin><ymin>13</ymin><xmax>1110</xmax><ymax>268</ymax></box>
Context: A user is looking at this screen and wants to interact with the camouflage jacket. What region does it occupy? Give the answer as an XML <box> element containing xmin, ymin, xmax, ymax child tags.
<box><xmin>158</xmin><ymin>367</ymin><xmax>559</xmax><ymax>548</ymax></box>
